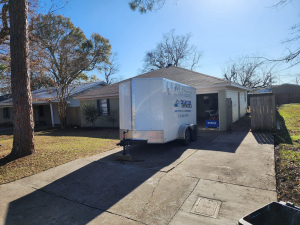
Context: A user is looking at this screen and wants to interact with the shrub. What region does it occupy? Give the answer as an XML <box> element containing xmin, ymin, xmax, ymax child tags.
<box><xmin>81</xmin><ymin>103</ymin><xmax>99</xmax><ymax>127</ymax></box>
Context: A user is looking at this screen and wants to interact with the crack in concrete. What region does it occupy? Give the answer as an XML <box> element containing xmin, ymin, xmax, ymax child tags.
<box><xmin>167</xmin><ymin>178</ymin><xmax>200</xmax><ymax>225</ymax></box>
<box><xmin>139</xmin><ymin>172</ymin><xmax>168</xmax><ymax>223</ymax></box>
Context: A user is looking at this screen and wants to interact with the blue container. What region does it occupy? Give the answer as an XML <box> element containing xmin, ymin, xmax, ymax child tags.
<box><xmin>205</xmin><ymin>120</ymin><xmax>219</xmax><ymax>128</ymax></box>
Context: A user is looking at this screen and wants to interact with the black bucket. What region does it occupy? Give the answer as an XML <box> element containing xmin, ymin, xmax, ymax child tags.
<box><xmin>238</xmin><ymin>202</ymin><xmax>300</xmax><ymax>225</ymax></box>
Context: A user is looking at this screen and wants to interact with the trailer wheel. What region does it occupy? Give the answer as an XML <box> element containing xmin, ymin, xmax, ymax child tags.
<box><xmin>182</xmin><ymin>129</ymin><xmax>191</xmax><ymax>146</ymax></box>
<box><xmin>190</xmin><ymin>128</ymin><xmax>197</xmax><ymax>142</ymax></box>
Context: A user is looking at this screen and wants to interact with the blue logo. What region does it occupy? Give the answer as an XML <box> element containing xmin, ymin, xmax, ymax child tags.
<box><xmin>174</xmin><ymin>100</ymin><xmax>180</xmax><ymax>107</ymax></box>
<box><xmin>181</xmin><ymin>100</ymin><xmax>192</xmax><ymax>108</ymax></box>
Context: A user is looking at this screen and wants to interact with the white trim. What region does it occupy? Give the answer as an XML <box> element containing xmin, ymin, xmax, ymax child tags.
<box><xmin>75</xmin><ymin>94</ymin><xmax>119</xmax><ymax>100</ymax></box>
<box><xmin>195</xmin><ymin>81</ymin><xmax>250</xmax><ymax>91</ymax></box>
<box><xmin>194</xmin><ymin>82</ymin><xmax>231</xmax><ymax>89</ymax></box>
<box><xmin>230</xmin><ymin>82</ymin><xmax>251</xmax><ymax>91</ymax></box>
<box><xmin>50</xmin><ymin>102</ymin><xmax>54</xmax><ymax>127</ymax></box>
<box><xmin>196</xmin><ymin>87</ymin><xmax>227</xmax><ymax>94</ymax></box>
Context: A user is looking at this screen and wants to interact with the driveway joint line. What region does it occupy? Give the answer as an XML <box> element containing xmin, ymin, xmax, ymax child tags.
<box><xmin>27</xmin><ymin>185</ymin><xmax>147</xmax><ymax>225</ymax></box>
<box><xmin>185</xmin><ymin>176</ymin><xmax>277</xmax><ymax>192</ymax></box>
<box><xmin>167</xmin><ymin>178</ymin><xmax>200</xmax><ymax>225</ymax></box>
<box><xmin>198</xmin><ymin>131</ymin><xmax>224</xmax><ymax>149</ymax></box>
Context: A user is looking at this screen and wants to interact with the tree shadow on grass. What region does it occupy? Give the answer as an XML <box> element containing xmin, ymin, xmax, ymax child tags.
<box><xmin>0</xmin><ymin>153</ymin><xmax>26</xmax><ymax>167</ymax></box>
<box><xmin>35</xmin><ymin>127</ymin><xmax>119</xmax><ymax>140</ymax></box>
<box><xmin>275</xmin><ymin>110</ymin><xmax>293</xmax><ymax>145</ymax></box>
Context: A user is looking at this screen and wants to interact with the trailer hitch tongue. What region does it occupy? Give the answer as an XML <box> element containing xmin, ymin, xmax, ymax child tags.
<box><xmin>123</xmin><ymin>130</ymin><xmax>129</xmax><ymax>155</ymax></box>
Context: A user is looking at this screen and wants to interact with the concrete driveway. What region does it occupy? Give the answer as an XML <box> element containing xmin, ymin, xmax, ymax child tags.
<box><xmin>0</xmin><ymin>130</ymin><xmax>276</xmax><ymax>225</ymax></box>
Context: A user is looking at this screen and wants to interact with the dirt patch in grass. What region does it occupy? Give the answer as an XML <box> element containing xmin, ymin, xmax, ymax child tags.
<box><xmin>275</xmin><ymin>103</ymin><xmax>300</xmax><ymax>206</ymax></box>
<box><xmin>0</xmin><ymin>128</ymin><xmax>119</xmax><ymax>184</ymax></box>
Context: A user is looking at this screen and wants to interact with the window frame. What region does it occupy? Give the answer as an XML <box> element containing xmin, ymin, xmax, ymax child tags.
<box><xmin>38</xmin><ymin>105</ymin><xmax>44</xmax><ymax>117</ymax></box>
<box><xmin>97</xmin><ymin>99</ymin><xmax>110</xmax><ymax>116</ymax></box>
<box><xmin>3</xmin><ymin>107</ymin><xmax>10</xmax><ymax>119</ymax></box>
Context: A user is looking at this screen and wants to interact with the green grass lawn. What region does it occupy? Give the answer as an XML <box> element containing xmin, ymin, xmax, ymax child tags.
<box><xmin>0</xmin><ymin>128</ymin><xmax>119</xmax><ymax>184</ymax></box>
<box><xmin>276</xmin><ymin>103</ymin><xmax>300</xmax><ymax>204</ymax></box>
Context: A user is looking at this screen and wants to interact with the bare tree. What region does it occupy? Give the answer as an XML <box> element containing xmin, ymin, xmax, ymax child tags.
<box><xmin>265</xmin><ymin>0</ymin><xmax>300</xmax><ymax>67</ymax></box>
<box><xmin>222</xmin><ymin>54</ymin><xmax>278</xmax><ymax>88</ymax></box>
<box><xmin>99</xmin><ymin>53</ymin><xmax>121</xmax><ymax>84</ymax></box>
<box><xmin>142</xmin><ymin>30</ymin><xmax>202</xmax><ymax>72</ymax></box>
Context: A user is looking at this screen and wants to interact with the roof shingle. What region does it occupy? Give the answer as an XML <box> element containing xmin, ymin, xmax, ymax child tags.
<box><xmin>79</xmin><ymin>66</ymin><xmax>226</xmax><ymax>98</ymax></box>
<box><xmin>1</xmin><ymin>81</ymin><xmax>105</xmax><ymax>104</ymax></box>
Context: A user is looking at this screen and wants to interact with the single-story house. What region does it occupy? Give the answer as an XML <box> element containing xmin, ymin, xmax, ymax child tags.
<box><xmin>0</xmin><ymin>81</ymin><xmax>106</xmax><ymax>127</ymax></box>
<box><xmin>75</xmin><ymin>66</ymin><xmax>250</xmax><ymax>131</ymax></box>
<box><xmin>249</xmin><ymin>83</ymin><xmax>300</xmax><ymax>94</ymax></box>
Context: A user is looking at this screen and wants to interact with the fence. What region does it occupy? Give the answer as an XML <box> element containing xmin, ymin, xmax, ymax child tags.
<box><xmin>247</xmin><ymin>93</ymin><xmax>273</xmax><ymax>106</ymax></box>
<box><xmin>250</xmin><ymin>95</ymin><xmax>276</xmax><ymax>132</ymax></box>
<box><xmin>275</xmin><ymin>93</ymin><xmax>300</xmax><ymax>105</ymax></box>
<box><xmin>67</xmin><ymin>107</ymin><xmax>81</xmax><ymax>126</ymax></box>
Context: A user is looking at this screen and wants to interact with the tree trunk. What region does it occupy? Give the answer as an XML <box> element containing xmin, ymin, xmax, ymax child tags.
<box><xmin>9</xmin><ymin>0</ymin><xmax>35</xmax><ymax>158</ymax></box>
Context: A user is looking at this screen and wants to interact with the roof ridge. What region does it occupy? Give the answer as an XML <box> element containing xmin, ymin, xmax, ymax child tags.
<box><xmin>170</xmin><ymin>66</ymin><xmax>226</xmax><ymax>81</ymax></box>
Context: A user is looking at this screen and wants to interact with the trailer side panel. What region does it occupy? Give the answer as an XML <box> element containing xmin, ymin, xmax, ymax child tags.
<box><xmin>119</xmin><ymin>81</ymin><xmax>132</xmax><ymax>130</ymax></box>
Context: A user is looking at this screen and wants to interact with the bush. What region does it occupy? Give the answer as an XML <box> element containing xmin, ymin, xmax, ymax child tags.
<box><xmin>0</xmin><ymin>122</ymin><xmax>13</xmax><ymax>128</ymax></box>
<box><xmin>81</xmin><ymin>103</ymin><xmax>99</xmax><ymax>127</ymax></box>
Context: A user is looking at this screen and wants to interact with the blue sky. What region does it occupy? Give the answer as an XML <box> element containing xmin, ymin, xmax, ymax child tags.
<box><xmin>59</xmin><ymin>0</ymin><xmax>300</xmax><ymax>84</ymax></box>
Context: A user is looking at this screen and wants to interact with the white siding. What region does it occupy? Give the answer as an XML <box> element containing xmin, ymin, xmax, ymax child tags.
<box><xmin>68</xmin><ymin>97</ymin><xmax>80</xmax><ymax>107</ymax></box>
<box><xmin>226</xmin><ymin>89</ymin><xmax>248</xmax><ymax>123</ymax></box>
<box><xmin>52</xmin><ymin>103</ymin><xmax>61</xmax><ymax>124</ymax></box>
<box><xmin>226</xmin><ymin>89</ymin><xmax>239</xmax><ymax>123</ymax></box>
<box><xmin>239</xmin><ymin>91</ymin><xmax>248</xmax><ymax>117</ymax></box>
<box><xmin>218</xmin><ymin>90</ymin><xmax>227</xmax><ymax>131</ymax></box>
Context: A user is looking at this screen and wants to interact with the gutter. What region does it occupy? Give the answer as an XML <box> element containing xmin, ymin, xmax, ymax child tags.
<box><xmin>74</xmin><ymin>94</ymin><xmax>119</xmax><ymax>100</ymax></box>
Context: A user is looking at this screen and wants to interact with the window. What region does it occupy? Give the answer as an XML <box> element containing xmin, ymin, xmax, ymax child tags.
<box><xmin>203</xmin><ymin>96</ymin><xmax>209</xmax><ymax>104</ymax></box>
<box><xmin>3</xmin><ymin>107</ymin><xmax>10</xmax><ymax>119</ymax></box>
<box><xmin>38</xmin><ymin>105</ymin><xmax>44</xmax><ymax>117</ymax></box>
<box><xmin>97</xmin><ymin>99</ymin><xmax>110</xmax><ymax>116</ymax></box>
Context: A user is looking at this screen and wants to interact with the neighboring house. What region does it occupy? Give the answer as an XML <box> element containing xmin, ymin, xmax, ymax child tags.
<box><xmin>272</xmin><ymin>83</ymin><xmax>300</xmax><ymax>94</ymax></box>
<box><xmin>75</xmin><ymin>66</ymin><xmax>250</xmax><ymax>131</ymax></box>
<box><xmin>0</xmin><ymin>81</ymin><xmax>107</xmax><ymax>127</ymax></box>
<box><xmin>249</xmin><ymin>87</ymin><xmax>272</xmax><ymax>94</ymax></box>
<box><xmin>249</xmin><ymin>83</ymin><xmax>300</xmax><ymax>94</ymax></box>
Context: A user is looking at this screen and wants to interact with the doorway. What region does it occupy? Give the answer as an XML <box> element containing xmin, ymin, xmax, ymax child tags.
<box><xmin>196</xmin><ymin>93</ymin><xmax>219</xmax><ymax>130</ymax></box>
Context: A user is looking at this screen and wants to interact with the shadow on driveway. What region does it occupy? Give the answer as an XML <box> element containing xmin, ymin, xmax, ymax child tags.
<box><xmin>3</xmin><ymin>136</ymin><xmax>211</xmax><ymax>225</ymax></box>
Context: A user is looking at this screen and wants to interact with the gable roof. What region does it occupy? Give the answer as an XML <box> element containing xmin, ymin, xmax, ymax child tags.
<box><xmin>0</xmin><ymin>94</ymin><xmax>12</xmax><ymax>102</ymax></box>
<box><xmin>0</xmin><ymin>81</ymin><xmax>106</xmax><ymax>104</ymax></box>
<box><xmin>76</xmin><ymin>66</ymin><xmax>230</xmax><ymax>99</ymax></box>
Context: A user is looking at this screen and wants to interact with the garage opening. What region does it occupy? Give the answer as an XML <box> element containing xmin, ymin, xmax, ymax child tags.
<box><xmin>196</xmin><ymin>93</ymin><xmax>219</xmax><ymax>130</ymax></box>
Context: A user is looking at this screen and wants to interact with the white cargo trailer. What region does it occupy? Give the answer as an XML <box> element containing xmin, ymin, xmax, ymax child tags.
<box><xmin>117</xmin><ymin>78</ymin><xmax>197</xmax><ymax>151</ymax></box>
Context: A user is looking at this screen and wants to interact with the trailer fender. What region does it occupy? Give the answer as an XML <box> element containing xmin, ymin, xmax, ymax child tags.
<box><xmin>178</xmin><ymin>124</ymin><xmax>197</xmax><ymax>140</ymax></box>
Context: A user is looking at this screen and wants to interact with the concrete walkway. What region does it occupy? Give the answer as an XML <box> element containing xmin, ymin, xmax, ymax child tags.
<box><xmin>0</xmin><ymin>131</ymin><xmax>276</xmax><ymax>225</ymax></box>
